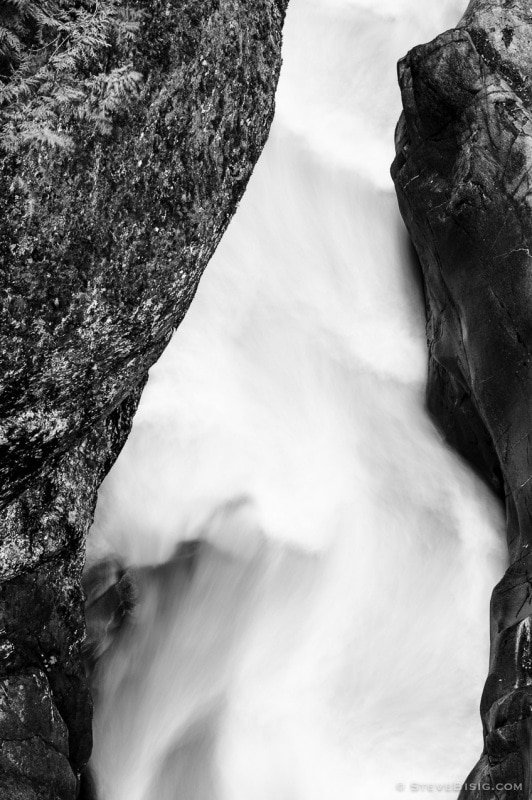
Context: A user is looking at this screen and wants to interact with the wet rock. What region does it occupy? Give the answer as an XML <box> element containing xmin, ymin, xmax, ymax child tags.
<box><xmin>82</xmin><ymin>559</ymin><xmax>137</xmax><ymax>676</ymax></box>
<box><xmin>0</xmin><ymin>0</ymin><xmax>288</xmax><ymax>795</ymax></box>
<box><xmin>392</xmin><ymin>0</ymin><xmax>532</xmax><ymax>796</ymax></box>
<box><xmin>83</xmin><ymin>540</ymin><xmax>204</xmax><ymax>681</ymax></box>
<box><xmin>0</xmin><ymin>670</ymin><xmax>76</xmax><ymax>800</ymax></box>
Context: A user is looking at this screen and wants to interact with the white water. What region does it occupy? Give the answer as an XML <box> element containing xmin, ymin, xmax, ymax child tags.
<box><xmin>88</xmin><ymin>1</ymin><xmax>508</xmax><ymax>798</ymax></box>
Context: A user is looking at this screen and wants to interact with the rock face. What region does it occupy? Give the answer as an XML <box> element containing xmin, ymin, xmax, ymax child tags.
<box><xmin>392</xmin><ymin>1</ymin><xmax>532</xmax><ymax>797</ymax></box>
<box><xmin>0</xmin><ymin>1</ymin><xmax>288</xmax><ymax>796</ymax></box>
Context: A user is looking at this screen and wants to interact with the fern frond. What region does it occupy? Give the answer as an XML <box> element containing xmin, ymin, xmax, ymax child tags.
<box><xmin>0</xmin><ymin>0</ymin><xmax>145</xmax><ymax>155</ymax></box>
<box><xmin>19</xmin><ymin>121</ymin><xmax>72</xmax><ymax>148</ymax></box>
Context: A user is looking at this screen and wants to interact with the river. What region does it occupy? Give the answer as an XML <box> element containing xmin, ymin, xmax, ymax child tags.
<box><xmin>87</xmin><ymin>1</ymin><xmax>507</xmax><ymax>798</ymax></box>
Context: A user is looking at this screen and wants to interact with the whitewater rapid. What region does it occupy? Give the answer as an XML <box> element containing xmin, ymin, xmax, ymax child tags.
<box><xmin>87</xmin><ymin>1</ymin><xmax>507</xmax><ymax>798</ymax></box>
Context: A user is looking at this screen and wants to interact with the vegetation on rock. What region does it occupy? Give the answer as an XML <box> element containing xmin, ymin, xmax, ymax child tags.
<box><xmin>0</xmin><ymin>0</ymin><xmax>288</xmax><ymax>796</ymax></box>
<box><xmin>0</xmin><ymin>0</ymin><xmax>144</xmax><ymax>153</ymax></box>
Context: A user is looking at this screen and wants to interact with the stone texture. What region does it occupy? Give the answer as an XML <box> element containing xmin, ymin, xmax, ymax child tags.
<box><xmin>0</xmin><ymin>670</ymin><xmax>76</xmax><ymax>800</ymax></box>
<box><xmin>82</xmin><ymin>557</ymin><xmax>136</xmax><ymax>677</ymax></box>
<box><xmin>392</xmin><ymin>1</ymin><xmax>532</xmax><ymax>797</ymax></box>
<box><xmin>0</xmin><ymin>0</ymin><xmax>288</xmax><ymax>795</ymax></box>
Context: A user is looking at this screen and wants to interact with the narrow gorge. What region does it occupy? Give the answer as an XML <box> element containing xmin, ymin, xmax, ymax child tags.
<box><xmin>5</xmin><ymin>0</ymin><xmax>532</xmax><ymax>797</ymax></box>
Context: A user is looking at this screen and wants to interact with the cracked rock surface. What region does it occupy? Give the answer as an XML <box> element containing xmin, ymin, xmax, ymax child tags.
<box><xmin>0</xmin><ymin>0</ymin><xmax>288</xmax><ymax>796</ymax></box>
<box><xmin>392</xmin><ymin>0</ymin><xmax>532</xmax><ymax>797</ymax></box>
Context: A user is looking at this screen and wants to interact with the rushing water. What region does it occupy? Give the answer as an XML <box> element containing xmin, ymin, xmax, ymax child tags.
<box><xmin>87</xmin><ymin>1</ymin><xmax>508</xmax><ymax>798</ymax></box>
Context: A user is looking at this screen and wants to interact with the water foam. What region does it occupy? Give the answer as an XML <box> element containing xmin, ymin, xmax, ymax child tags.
<box><xmin>88</xmin><ymin>1</ymin><xmax>506</xmax><ymax>797</ymax></box>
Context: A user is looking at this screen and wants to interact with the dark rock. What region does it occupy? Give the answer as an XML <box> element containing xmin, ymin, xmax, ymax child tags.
<box><xmin>0</xmin><ymin>383</ymin><xmax>144</xmax><ymax>795</ymax></box>
<box><xmin>0</xmin><ymin>0</ymin><xmax>288</xmax><ymax>510</ymax></box>
<box><xmin>392</xmin><ymin>0</ymin><xmax>532</xmax><ymax>796</ymax></box>
<box><xmin>0</xmin><ymin>0</ymin><xmax>288</xmax><ymax>795</ymax></box>
<box><xmin>83</xmin><ymin>539</ymin><xmax>204</xmax><ymax>683</ymax></box>
<box><xmin>78</xmin><ymin>767</ymin><xmax>98</xmax><ymax>800</ymax></box>
<box><xmin>82</xmin><ymin>558</ymin><xmax>137</xmax><ymax>677</ymax></box>
<box><xmin>0</xmin><ymin>670</ymin><xmax>76</xmax><ymax>800</ymax></box>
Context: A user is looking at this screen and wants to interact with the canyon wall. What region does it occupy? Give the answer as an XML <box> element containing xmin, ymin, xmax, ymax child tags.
<box><xmin>0</xmin><ymin>1</ymin><xmax>288</xmax><ymax>796</ymax></box>
<box><xmin>392</xmin><ymin>0</ymin><xmax>532</xmax><ymax>796</ymax></box>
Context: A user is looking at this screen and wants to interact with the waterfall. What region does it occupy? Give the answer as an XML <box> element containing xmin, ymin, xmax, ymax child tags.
<box><xmin>87</xmin><ymin>1</ymin><xmax>507</xmax><ymax>798</ymax></box>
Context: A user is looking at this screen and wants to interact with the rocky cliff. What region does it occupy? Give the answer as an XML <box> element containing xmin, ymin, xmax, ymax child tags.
<box><xmin>0</xmin><ymin>1</ymin><xmax>288</xmax><ymax>796</ymax></box>
<box><xmin>392</xmin><ymin>0</ymin><xmax>532</xmax><ymax>797</ymax></box>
